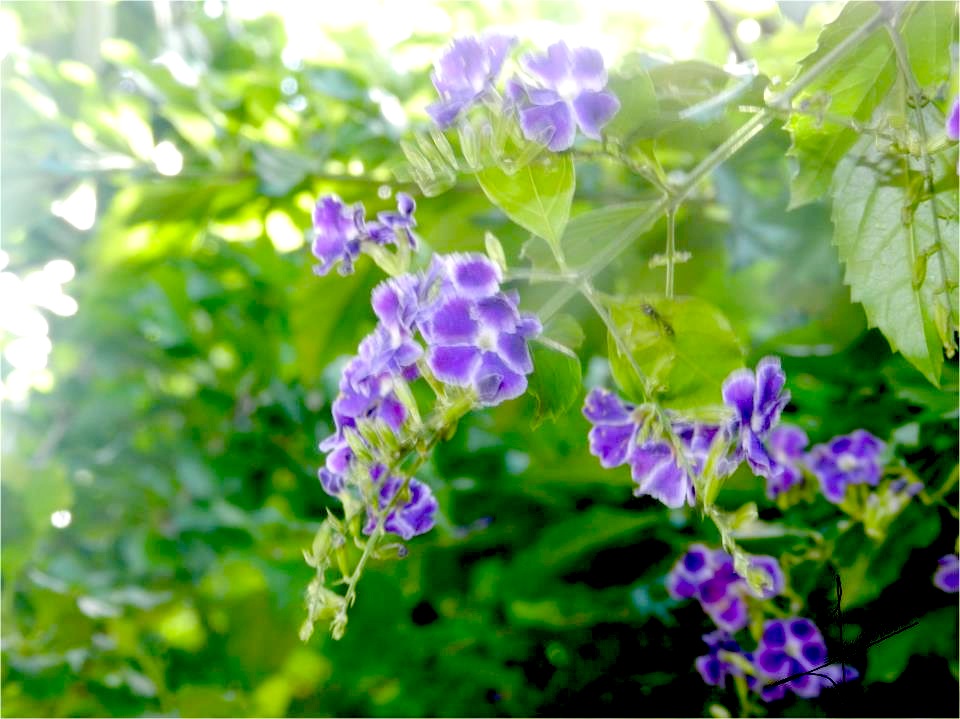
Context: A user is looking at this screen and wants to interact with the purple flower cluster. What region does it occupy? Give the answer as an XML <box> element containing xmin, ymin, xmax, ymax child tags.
<box><xmin>582</xmin><ymin>388</ymin><xmax>707</xmax><ymax>508</ymax></box>
<box><xmin>427</xmin><ymin>33</ymin><xmax>515</xmax><ymax>128</ymax></box>
<box><xmin>754</xmin><ymin>618</ymin><xmax>857</xmax><ymax>701</ymax></box>
<box><xmin>581</xmin><ymin>356</ymin><xmax>901</xmax><ymax>510</ymax></box>
<box><xmin>427</xmin><ymin>35</ymin><xmax>620</xmax><ymax>151</ymax></box>
<box><xmin>934</xmin><ymin>554</ymin><xmax>959</xmax><ymax>593</ymax></box>
<box><xmin>693</xmin><ymin>617</ymin><xmax>856</xmax><ymax>701</ymax></box>
<box><xmin>667</xmin><ymin>544</ymin><xmax>784</xmax><ymax>632</ymax></box>
<box><xmin>582</xmin><ymin>357</ymin><xmax>790</xmax><ymax>508</ymax></box>
<box><xmin>419</xmin><ymin>254</ymin><xmax>541</xmax><ymax>406</ymax></box>
<box><xmin>310</xmin><ymin>193</ymin><xmax>416</xmax><ymax>276</ymax></box>
<box><xmin>318</xmin><ymin>252</ymin><xmax>541</xmax><ymax>539</ymax></box>
<box><xmin>508</xmin><ymin>42</ymin><xmax>621</xmax><ymax>151</ymax></box>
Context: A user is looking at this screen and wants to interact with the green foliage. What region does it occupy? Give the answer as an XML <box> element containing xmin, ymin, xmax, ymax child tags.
<box><xmin>476</xmin><ymin>151</ymin><xmax>575</xmax><ymax>254</ymax></box>
<box><xmin>832</xmin><ymin>128</ymin><xmax>959</xmax><ymax>385</ymax></box>
<box><xmin>1</xmin><ymin>1</ymin><xmax>957</xmax><ymax>718</ymax></box>
<box><xmin>785</xmin><ymin>1</ymin><xmax>898</xmax><ymax>208</ymax></box>
<box><xmin>527</xmin><ymin>342</ymin><xmax>582</xmax><ymax>428</ymax></box>
<box><xmin>606</xmin><ymin>295</ymin><xmax>744</xmax><ymax>410</ymax></box>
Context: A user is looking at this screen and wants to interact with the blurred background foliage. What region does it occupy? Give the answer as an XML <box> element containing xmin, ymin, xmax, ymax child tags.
<box><xmin>1</xmin><ymin>1</ymin><xmax>957</xmax><ymax>717</ymax></box>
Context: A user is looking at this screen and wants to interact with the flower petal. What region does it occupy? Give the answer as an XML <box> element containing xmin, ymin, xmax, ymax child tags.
<box><xmin>752</xmin><ymin>355</ymin><xmax>788</xmax><ymax>434</ymax></box>
<box><xmin>588</xmin><ymin>423</ymin><xmax>636</xmax><ymax>467</ymax></box>
<box><xmin>474</xmin><ymin>351</ymin><xmax>527</xmax><ymax>406</ymax></box>
<box><xmin>523</xmin><ymin>41</ymin><xmax>574</xmax><ymax>87</ymax></box>
<box><xmin>444</xmin><ymin>253</ymin><xmax>502</xmax><ymax>298</ymax></box>
<box><xmin>428</xmin><ymin>345</ymin><xmax>481</xmax><ymax>385</ymax></box>
<box><xmin>426</xmin><ymin>297</ymin><xmax>479</xmax><ymax>344</ymax></box>
<box><xmin>572</xmin><ymin>89</ymin><xmax>620</xmax><ymax>138</ymax></box>
<box><xmin>630</xmin><ymin>442</ymin><xmax>692</xmax><ymax>508</ymax></box>
<box><xmin>496</xmin><ymin>330</ymin><xmax>533</xmax><ymax>374</ymax></box>
<box><xmin>582</xmin><ymin>387</ymin><xmax>633</xmax><ymax>424</ymax></box>
<box><xmin>571</xmin><ymin>47</ymin><xmax>607</xmax><ymax>91</ymax></box>
<box><xmin>722</xmin><ymin>368</ymin><xmax>756</xmax><ymax>424</ymax></box>
<box><xmin>519</xmin><ymin>101</ymin><xmax>577</xmax><ymax>151</ymax></box>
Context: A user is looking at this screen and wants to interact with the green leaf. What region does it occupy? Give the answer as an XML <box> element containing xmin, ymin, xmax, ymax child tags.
<box><xmin>785</xmin><ymin>2</ymin><xmax>955</xmax><ymax>209</ymax></box>
<box><xmin>604</xmin><ymin>62</ymin><xmax>659</xmax><ymax>142</ymax></box>
<box><xmin>865</xmin><ymin>607</ymin><xmax>957</xmax><ymax>684</ymax></box>
<box><xmin>527</xmin><ymin>342</ymin><xmax>582</xmax><ymax>427</ymax></box>
<box><xmin>476</xmin><ymin>151</ymin><xmax>574</xmax><ymax>252</ymax></box>
<box><xmin>899</xmin><ymin>1</ymin><xmax>958</xmax><ymax>89</ymax></box>
<box><xmin>511</xmin><ymin>506</ymin><xmax>660</xmax><ymax>577</ymax></box>
<box><xmin>831</xmin><ymin>130</ymin><xmax>958</xmax><ymax>386</ymax></box>
<box><xmin>522</xmin><ymin>202</ymin><xmax>658</xmax><ymax>270</ymax></box>
<box><xmin>606</xmin><ymin>295</ymin><xmax>744</xmax><ymax>409</ymax></box>
<box><xmin>785</xmin><ymin>2</ymin><xmax>895</xmax><ymax>208</ymax></box>
<box><xmin>541</xmin><ymin>314</ymin><xmax>585</xmax><ymax>351</ymax></box>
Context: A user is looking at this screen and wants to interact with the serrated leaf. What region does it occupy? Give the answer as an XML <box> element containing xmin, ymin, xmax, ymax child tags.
<box><xmin>784</xmin><ymin>2</ymin><xmax>895</xmax><ymax>208</ymax></box>
<box><xmin>476</xmin><ymin>151</ymin><xmax>574</xmax><ymax>252</ymax></box>
<box><xmin>785</xmin><ymin>2</ymin><xmax>955</xmax><ymax>209</ymax></box>
<box><xmin>527</xmin><ymin>342</ymin><xmax>582</xmax><ymax>427</ymax></box>
<box><xmin>831</xmin><ymin>130</ymin><xmax>958</xmax><ymax>386</ymax></box>
<box><xmin>606</xmin><ymin>295</ymin><xmax>744</xmax><ymax>409</ymax></box>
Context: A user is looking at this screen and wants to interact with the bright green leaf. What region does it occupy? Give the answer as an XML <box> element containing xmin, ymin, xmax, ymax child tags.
<box><xmin>606</xmin><ymin>295</ymin><xmax>744</xmax><ymax>409</ymax></box>
<box><xmin>831</xmin><ymin>131</ymin><xmax>958</xmax><ymax>386</ymax></box>
<box><xmin>522</xmin><ymin>201</ymin><xmax>658</xmax><ymax>270</ymax></box>
<box><xmin>785</xmin><ymin>2</ymin><xmax>894</xmax><ymax>208</ymax></box>
<box><xmin>476</xmin><ymin>151</ymin><xmax>574</xmax><ymax>252</ymax></box>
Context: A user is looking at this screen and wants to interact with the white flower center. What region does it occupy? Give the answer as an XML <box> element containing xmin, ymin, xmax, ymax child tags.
<box><xmin>837</xmin><ymin>453</ymin><xmax>859</xmax><ymax>472</ymax></box>
<box><xmin>477</xmin><ymin>325</ymin><xmax>498</xmax><ymax>352</ymax></box>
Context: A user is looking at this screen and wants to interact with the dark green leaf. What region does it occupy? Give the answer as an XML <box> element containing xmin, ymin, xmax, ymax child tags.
<box><xmin>527</xmin><ymin>342</ymin><xmax>582</xmax><ymax>427</ymax></box>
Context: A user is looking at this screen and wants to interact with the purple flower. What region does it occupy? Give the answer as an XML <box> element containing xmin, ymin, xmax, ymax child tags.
<box><xmin>426</xmin><ymin>33</ymin><xmax>515</xmax><ymax>128</ymax></box>
<box><xmin>368</xmin><ymin>193</ymin><xmax>418</xmax><ymax>248</ymax></box>
<box><xmin>808</xmin><ymin>430</ymin><xmax>885</xmax><ymax>504</ymax></box>
<box><xmin>629</xmin><ymin>440</ymin><xmax>696</xmax><ymax>508</ymax></box>
<box><xmin>363</xmin><ymin>464</ymin><xmax>439</xmax><ymax>541</ymax></box>
<box><xmin>745</xmin><ymin>554</ymin><xmax>786</xmax><ymax>600</ymax></box>
<box><xmin>310</xmin><ymin>193</ymin><xmax>418</xmax><ymax>276</ymax></box>
<box><xmin>509</xmin><ymin>41</ymin><xmax>620</xmax><ymax>151</ymax></box>
<box><xmin>765</xmin><ymin>424</ymin><xmax>808</xmax><ymax>499</ymax></box>
<box><xmin>668</xmin><ymin>546</ymin><xmax>784</xmax><ymax>627</ymax></box>
<box><xmin>754</xmin><ymin>618</ymin><xmax>857</xmax><ymax>701</ymax></box>
<box><xmin>696</xmin><ymin>630</ymin><xmax>757</xmax><ymax>689</ymax></box>
<box><xmin>947</xmin><ymin>97</ymin><xmax>959</xmax><ymax>141</ymax></box>
<box><xmin>722</xmin><ymin>356</ymin><xmax>790</xmax><ymax>480</ymax></box>
<box><xmin>582</xmin><ymin>389</ymin><xmax>729</xmax><ymax>508</ymax></box>
<box><xmin>318</xmin><ymin>467</ymin><xmax>345</xmax><ymax>496</ymax></box>
<box><xmin>582</xmin><ymin>387</ymin><xmax>637</xmax><ymax>467</ymax></box>
<box><xmin>667</xmin><ymin>545</ymin><xmax>784</xmax><ymax>632</ymax></box>
<box><xmin>311</xmin><ymin>195</ymin><xmax>365</xmax><ymax>276</ymax></box>
<box><xmin>318</xmin><ymin>324</ymin><xmax>423</xmax><ymax>477</ymax></box>
<box><xmin>934</xmin><ymin>554</ymin><xmax>959</xmax><ymax>593</ymax></box>
<box><xmin>421</xmin><ymin>254</ymin><xmax>541</xmax><ymax>407</ymax></box>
